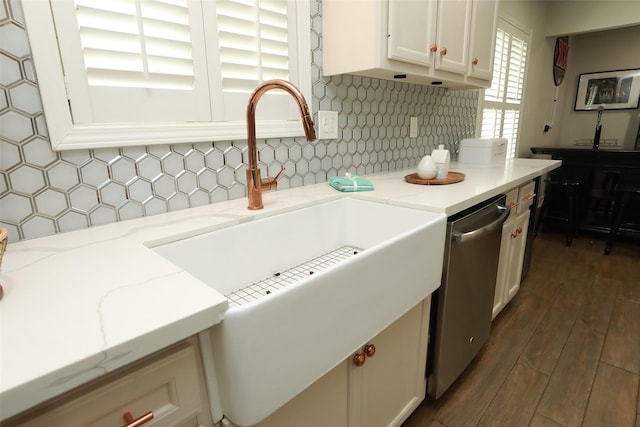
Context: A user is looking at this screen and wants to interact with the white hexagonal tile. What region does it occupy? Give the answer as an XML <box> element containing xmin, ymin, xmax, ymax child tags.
<box><xmin>118</xmin><ymin>201</ymin><xmax>144</xmax><ymax>221</ymax></box>
<box><xmin>9</xmin><ymin>83</ymin><xmax>42</xmax><ymax>115</ymax></box>
<box><xmin>0</xmin><ymin>54</ymin><xmax>21</xmax><ymax>86</ymax></box>
<box><xmin>152</xmin><ymin>174</ymin><xmax>176</xmax><ymax>199</ymax></box>
<box><xmin>197</xmin><ymin>169</ymin><xmax>217</xmax><ymax>190</ymax></box>
<box><xmin>188</xmin><ymin>189</ymin><xmax>209</xmax><ymax>207</ymax></box>
<box><xmin>176</xmin><ymin>171</ymin><xmax>197</xmax><ymax>194</ymax></box>
<box><xmin>210</xmin><ymin>187</ymin><xmax>228</xmax><ymax>203</ymax></box>
<box><xmin>127</xmin><ymin>178</ymin><xmax>152</xmax><ymax>203</ymax></box>
<box><xmin>120</xmin><ymin>146</ymin><xmax>147</xmax><ymax>162</ymax></box>
<box><xmin>161</xmin><ymin>152</ymin><xmax>184</xmax><ymax>177</ymax></box>
<box><xmin>89</xmin><ymin>206</ymin><xmax>117</xmax><ymax>226</ymax></box>
<box><xmin>22</xmin><ymin>215</ymin><xmax>56</xmax><ymax>240</ymax></box>
<box><xmin>61</xmin><ymin>150</ymin><xmax>91</xmax><ymax>166</ymax></box>
<box><xmin>143</xmin><ymin>197</ymin><xmax>168</xmax><ymax>215</ymax></box>
<box><xmin>0</xmin><ymin>24</ymin><xmax>30</xmax><ymax>57</ymax></box>
<box><xmin>57</xmin><ymin>210</ymin><xmax>90</xmax><ymax>233</ymax></box>
<box><xmin>8</xmin><ymin>164</ymin><xmax>45</xmax><ymax>194</ymax></box>
<box><xmin>99</xmin><ymin>182</ymin><xmax>126</xmax><ymax>207</ymax></box>
<box><xmin>34</xmin><ymin>188</ymin><xmax>68</xmax><ymax>216</ymax></box>
<box><xmin>224</xmin><ymin>146</ymin><xmax>243</xmax><ymax>167</ymax></box>
<box><xmin>0</xmin><ymin>192</ymin><xmax>33</xmax><ymax>222</ymax></box>
<box><xmin>217</xmin><ymin>166</ymin><xmax>235</xmax><ymax>188</ymax></box>
<box><xmin>47</xmin><ymin>162</ymin><xmax>80</xmax><ymax>191</ymax></box>
<box><xmin>22</xmin><ymin>137</ymin><xmax>58</xmax><ymax>167</ymax></box>
<box><xmin>205</xmin><ymin>148</ymin><xmax>225</xmax><ymax>169</ymax></box>
<box><xmin>92</xmin><ymin>147</ymin><xmax>120</xmax><ymax>163</ymax></box>
<box><xmin>168</xmin><ymin>192</ymin><xmax>189</xmax><ymax>211</ymax></box>
<box><xmin>137</xmin><ymin>155</ymin><xmax>162</xmax><ymax>180</ymax></box>
<box><xmin>0</xmin><ymin>140</ymin><xmax>21</xmax><ymax>171</ymax></box>
<box><xmin>109</xmin><ymin>157</ymin><xmax>137</xmax><ymax>184</ymax></box>
<box><xmin>69</xmin><ymin>185</ymin><xmax>99</xmax><ymax>212</ymax></box>
<box><xmin>80</xmin><ymin>160</ymin><xmax>109</xmax><ymax>187</ymax></box>
<box><xmin>184</xmin><ymin>150</ymin><xmax>205</xmax><ymax>173</ymax></box>
<box><xmin>1</xmin><ymin>110</ymin><xmax>34</xmax><ymax>142</ymax></box>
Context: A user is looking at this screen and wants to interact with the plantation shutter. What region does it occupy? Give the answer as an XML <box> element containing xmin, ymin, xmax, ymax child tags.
<box><xmin>480</xmin><ymin>18</ymin><xmax>528</xmax><ymax>159</ymax></box>
<box><xmin>209</xmin><ymin>0</ymin><xmax>301</xmax><ymax>122</ymax></box>
<box><xmin>52</xmin><ymin>0</ymin><xmax>212</xmax><ymax>124</ymax></box>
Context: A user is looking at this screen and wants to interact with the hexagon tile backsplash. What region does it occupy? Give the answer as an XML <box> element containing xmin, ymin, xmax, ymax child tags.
<box><xmin>0</xmin><ymin>0</ymin><xmax>478</xmax><ymax>243</ymax></box>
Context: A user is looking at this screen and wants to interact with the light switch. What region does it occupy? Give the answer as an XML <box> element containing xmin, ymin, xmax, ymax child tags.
<box><xmin>317</xmin><ymin>111</ymin><xmax>338</xmax><ymax>139</ymax></box>
<box><xmin>409</xmin><ymin>116</ymin><xmax>418</xmax><ymax>138</ymax></box>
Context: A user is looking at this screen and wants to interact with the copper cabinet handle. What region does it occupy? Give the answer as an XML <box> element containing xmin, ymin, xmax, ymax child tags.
<box><xmin>472</xmin><ymin>57</ymin><xmax>479</xmax><ymax>66</ymax></box>
<box><xmin>430</xmin><ymin>43</ymin><xmax>438</xmax><ymax>53</ymax></box>
<box><xmin>511</xmin><ymin>230</ymin><xmax>518</xmax><ymax>238</ymax></box>
<box><xmin>508</xmin><ymin>201</ymin><xmax>519</xmax><ymax>208</ymax></box>
<box><xmin>364</xmin><ymin>343</ymin><xmax>376</xmax><ymax>358</ymax></box>
<box><xmin>523</xmin><ymin>193</ymin><xmax>536</xmax><ymax>201</ymax></box>
<box><xmin>122</xmin><ymin>411</ymin><xmax>154</xmax><ymax>427</ymax></box>
<box><xmin>353</xmin><ymin>353</ymin><xmax>366</xmax><ymax>367</ymax></box>
<box><xmin>440</xmin><ymin>47</ymin><xmax>447</xmax><ymax>55</ymax></box>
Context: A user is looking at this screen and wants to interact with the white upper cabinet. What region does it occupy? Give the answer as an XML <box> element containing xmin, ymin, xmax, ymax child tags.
<box><xmin>468</xmin><ymin>0</ymin><xmax>500</xmax><ymax>80</ymax></box>
<box><xmin>323</xmin><ymin>0</ymin><xmax>499</xmax><ymax>88</ymax></box>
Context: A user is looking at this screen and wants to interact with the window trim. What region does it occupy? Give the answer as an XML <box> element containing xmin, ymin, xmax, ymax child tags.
<box><xmin>21</xmin><ymin>0</ymin><xmax>311</xmax><ymax>151</ymax></box>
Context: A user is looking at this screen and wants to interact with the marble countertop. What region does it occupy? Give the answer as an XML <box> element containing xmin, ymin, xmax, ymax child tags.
<box><xmin>0</xmin><ymin>157</ymin><xmax>560</xmax><ymax>420</ymax></box>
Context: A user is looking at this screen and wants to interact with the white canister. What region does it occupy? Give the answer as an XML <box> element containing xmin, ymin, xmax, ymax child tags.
<box><xmin>416</xmin><ymin>155</ymin><xmax>437</xmax><ymax>179</ymax></box>
<box><xmin>431</xmin><ymin>144</ymin><xmax>451</xmax><ymax>172</ymax></box>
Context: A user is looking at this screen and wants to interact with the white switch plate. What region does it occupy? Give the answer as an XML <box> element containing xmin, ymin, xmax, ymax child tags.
<box><xmin>317</xmin><ymin>111</ymin><xmax>338</xmax><ymax>139</ymax></box>
<box><xmin>409</xmin><ymin>117</ymin><xmax>418</xmax><ymax>138</ymax></box>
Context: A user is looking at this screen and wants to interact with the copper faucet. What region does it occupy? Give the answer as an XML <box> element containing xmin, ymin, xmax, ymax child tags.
<box><xmin>245</xmin><ymin>80</ymin><xmax>316</xmax><ymax>210</ymax></box>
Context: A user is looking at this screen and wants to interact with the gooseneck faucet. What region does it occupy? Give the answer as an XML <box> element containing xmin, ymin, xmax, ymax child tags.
<box><xmin>246</xmin><ymin>80</ymin><xmax>316</xmax><ymax>210</ymax></box>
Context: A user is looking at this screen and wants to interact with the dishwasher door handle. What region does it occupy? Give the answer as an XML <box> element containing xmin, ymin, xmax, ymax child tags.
<box><xmin>452</xmin><ymin>205</ymin><xmax>510</xmax><ymax>243</ymax></box>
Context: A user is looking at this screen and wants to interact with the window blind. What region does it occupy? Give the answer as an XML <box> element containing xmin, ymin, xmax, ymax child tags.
<box><xmin>480</xmin><ymin>19</ymin><xmax>529</xmax><ymax>159</ymax></box>
<box><xmin>75</xmin><ymin>0</ymin><xmax>195</xmax><ymax>90</ymax></box>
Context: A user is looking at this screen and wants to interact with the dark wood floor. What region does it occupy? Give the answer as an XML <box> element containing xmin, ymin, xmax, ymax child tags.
<box><xmin>403</xmin><ymin>231</ymin><xmax>640</xmax><ymax>427</ymax></box>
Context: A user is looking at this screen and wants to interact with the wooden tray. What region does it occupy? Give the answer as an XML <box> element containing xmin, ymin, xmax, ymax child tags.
<box><xmin>404</xmin><ymin>171</ymin><xmax>465</xmax><ymax>185</ymax></box>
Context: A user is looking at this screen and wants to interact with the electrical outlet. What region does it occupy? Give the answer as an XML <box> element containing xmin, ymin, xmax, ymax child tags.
<box><xmin>317</xmin><ymin>111</ymin><xmax>338</xmax><ymax>139</ymax></box>
<box><xmin>410</xmin><ymin>117</ymin><xmax>418</xmax><ymax>137</ymax></box>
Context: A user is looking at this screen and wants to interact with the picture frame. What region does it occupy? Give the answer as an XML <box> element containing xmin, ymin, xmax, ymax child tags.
<box><xmin>574</xmin><ymin>68</ymin><xmax>640</xmax><ymax>111</ymax></box>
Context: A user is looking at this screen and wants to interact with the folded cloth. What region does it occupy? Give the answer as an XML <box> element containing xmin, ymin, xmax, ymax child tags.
<box><xmin>328</xmin><ymin>173</ymin><xmax>374</xmax><ymax>192</ymax></box>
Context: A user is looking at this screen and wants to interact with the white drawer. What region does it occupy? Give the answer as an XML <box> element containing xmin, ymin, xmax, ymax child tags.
<box><xmin>517</xmin><ymin>181</ymin><xmax>536</xmax><ymax>214</ymax></box>
<box><xmin>504</xmin><ymin>188</ymin><xmax>519</xmax><ymax>219</ymax></box>
<box><xmin>13</xmin><ymin>342</ymin><xmax>211</xmax><ymax>427</ymax></box>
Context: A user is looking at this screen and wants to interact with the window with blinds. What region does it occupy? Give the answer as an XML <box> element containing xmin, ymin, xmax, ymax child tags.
<box><xmin>479</xmin><ymin>18</ymin><xmax>529</xmax><ymax>159</ymax></box>
<box><xmin>22</xmin><ymin>0</ymin><xmax>310</xmax><ymax>149</ymax></box>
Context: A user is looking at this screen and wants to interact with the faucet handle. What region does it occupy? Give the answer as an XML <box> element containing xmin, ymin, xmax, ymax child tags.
<box><xmin>261</xmin><ymin>167</ymin><xmax>286</xmax><ymax>191</ymax></box>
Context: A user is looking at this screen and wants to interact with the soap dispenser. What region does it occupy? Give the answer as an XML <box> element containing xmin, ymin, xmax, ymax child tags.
<box><xmin>431</xmin><ymin>144</ymin><xmax>450</xmax><ymax>178</ymax></box>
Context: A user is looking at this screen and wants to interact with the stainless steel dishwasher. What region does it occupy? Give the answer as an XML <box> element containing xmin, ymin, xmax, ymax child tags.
<box><xmin>427</xmin><ymin>194</ymin><xmax>509</xmax><ymax>399</ymax></box>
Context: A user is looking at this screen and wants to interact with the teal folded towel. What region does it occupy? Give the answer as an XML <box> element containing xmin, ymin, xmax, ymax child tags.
<box><xmin>328</xmin><ymin>173</ymin><xmax>374</xmax><ymax>192</ymax></box>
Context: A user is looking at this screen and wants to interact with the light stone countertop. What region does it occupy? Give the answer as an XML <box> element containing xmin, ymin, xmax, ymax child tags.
<box><xmin>0</xmin><ymin>157</ymin><xmax>560</xmax><ymax>420</ymax></box>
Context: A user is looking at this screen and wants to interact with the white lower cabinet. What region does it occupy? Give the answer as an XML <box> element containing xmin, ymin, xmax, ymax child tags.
<box><xmin>8</xmin><ymin>338</ymin><xmax>214</xmax><ymax>427</ymax></box>
<box><xmin>493</xmin><ymin>209</ymin><xmax>530</xmax><ymax>319</ymax></box>
<box><xmin>240</xmin><ymin>297</ymin><xmax>431</xmax><ymax>427</ymax></box>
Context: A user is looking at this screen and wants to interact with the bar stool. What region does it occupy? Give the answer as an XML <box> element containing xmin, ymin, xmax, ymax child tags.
<box><xmin>536</xmin><ymin>179</ymin><xmax>583</xmax><ymax>246</ymax></box>
<box><xmin>604</xmin><ymin>171</ymin><xmax>640</xmax><ymax>255</ymax></box>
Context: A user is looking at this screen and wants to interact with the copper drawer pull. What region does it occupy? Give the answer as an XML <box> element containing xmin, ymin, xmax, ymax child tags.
<box><xmin>523</xmin><ymin>193</ymin><xmax>536</xmax><ymax>201</ymax></box>
<box><xmin>122</xmin><ymin>411</ymin><xmax>154</xmax><ymax>427</ymax></box>
<box><xmin>364</xmin><ymin>343</ymin><xmax>376</xmax><ymax>358</ymax></box>
<box><xmin>472</xmin><ymin>57</ymin><xmax>479</xmax><ymax>66</ymax></box>
<box><xmin>353</xmin><ymin>353</ymin><xmax>366</xmax><ymax>367</ymax></box>
<box><xmin>430</xmin><ymin>43</ymin><xmax>438</xmax><ymax>53</ymax></box>
<box><xmin>440</xmin><ymin>47</ymin><xmax>447</xmax><ymax>55</ymax></box>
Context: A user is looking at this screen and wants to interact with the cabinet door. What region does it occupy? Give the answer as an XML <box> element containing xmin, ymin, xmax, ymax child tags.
<box><xmin>349</xmin><ymin>298</ymin><xmax>430</xmax><ymax>427</ymax></box>
<box><xmin>467</xmin><ymin>0</ymin><xmax>499</xmax><ymax>80</ymax></box>
<box><xmin>505</xmin><ymin>210</ymin><xmax>530</xmax><ymax>302</ymax></box>
<box><xmin>249</xmin><ymin>361</ymin><xmax>349</xmax><ymax>427</ymax></box>
<box><xmin>493</xmin><ymin>216</ymin><xmax>514</xmax><ymax>319</ymax></box>
<box><xmin>434</xmin><ymin>0</ymin><xmax>472</xmax><ymax>74</ymax></box>
<box><xmin>387</xmin><ymin>0</ymin><xmax>437</xmax><ymax>66</ymax></box>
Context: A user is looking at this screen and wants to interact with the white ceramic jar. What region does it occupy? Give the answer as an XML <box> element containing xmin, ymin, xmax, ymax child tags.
<box><xmin>417</xmin><ymin>155</ymin><xmax>437</xmax><ymax>179</ymax></box>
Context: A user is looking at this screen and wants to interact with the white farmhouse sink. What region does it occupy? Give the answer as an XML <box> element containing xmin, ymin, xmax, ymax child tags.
<box><xmin>152</xmin><ymin>198</ymin><xmax>446</xmax><ymax>426</ymax></box>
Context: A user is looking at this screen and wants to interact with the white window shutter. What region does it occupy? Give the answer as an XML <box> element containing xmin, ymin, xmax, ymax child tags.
<box><xmin>52</xmin><ymin>0</ymin><xmax>213</xmax><ymax>124</ymax></box>
<box><xmin>207</xmin><ymin>0</ymin><xmax>303</xmax><ymax>124</ymax></box>
<box><xmin>480</xmin><ymin>19</ymin><xmax>529</xmax><ymax>159</ymax></box>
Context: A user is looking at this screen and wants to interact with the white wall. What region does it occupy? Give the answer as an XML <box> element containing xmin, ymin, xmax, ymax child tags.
<box><xmin>546</xmin><ymin>1</ymin><xmax>640</xmax><ymax>37</ymax></box>
<box><xmin>554</xmin><ymin>25</ymin><xmax>640</xmax><ymax>148</ymax></box>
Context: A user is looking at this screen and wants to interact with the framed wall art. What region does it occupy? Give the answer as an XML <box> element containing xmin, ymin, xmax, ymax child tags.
<box><xmin>574</xmin><ymin>68</ymin><xmax>640</xmax><ymax>111</ymax></box>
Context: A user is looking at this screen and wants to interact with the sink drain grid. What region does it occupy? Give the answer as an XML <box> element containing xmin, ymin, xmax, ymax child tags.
<box><xmin>226</xmin><ymin>245</ymin><xmax>363</xmax><ymax>307</ymax></box>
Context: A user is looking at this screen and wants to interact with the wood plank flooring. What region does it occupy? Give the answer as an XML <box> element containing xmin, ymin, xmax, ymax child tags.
<box><xmin>402</xmin><ymin>232</ymin><xmax>640</xmax><ymax>427</ymax></box>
